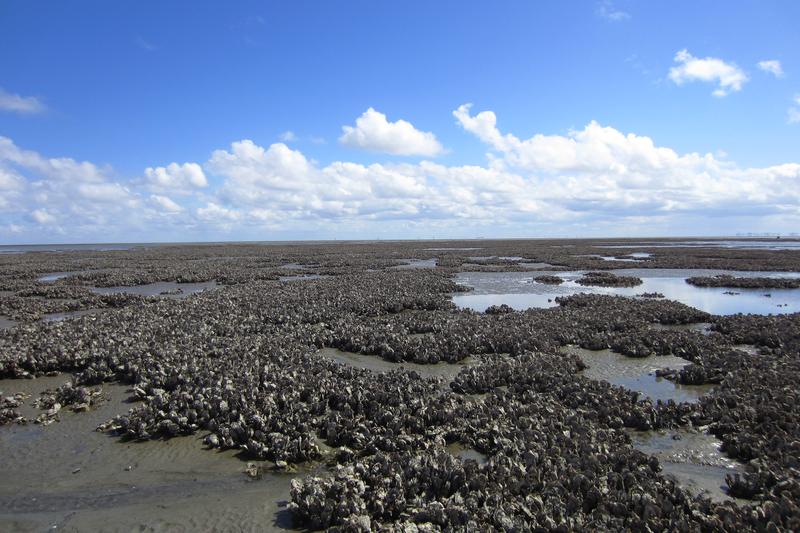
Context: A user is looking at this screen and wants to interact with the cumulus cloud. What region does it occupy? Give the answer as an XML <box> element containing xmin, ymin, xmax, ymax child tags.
<box><xmin>0</xmin><ymin>87</ymin><xmax>46</xmax><ymax>114</ymax></box>
<box><xmin>31</xmin><ymin>209</ymin><xmax>56</xmax><ymax>225</ymax></box>
<box><xmin>144</xmin><ymin>162</ymin><xmax>208</xmax><ymax>192</ymax></box>
<box><xmin>0</xmin><ymin>136</ymin><xmax>145</xmax><ymax>239</ymax></box>
<box><xmin>454</xmin><ymin>103</ymin><xmax>800</xmax><ymax>218</ymax></box>
<box><xmin>757</xmin><ymin>59</ymin><xmax>783</xmax><ymax>78</ymax></box>
<box><xmin>339</xmin><ymin>108</ymin><xmax>443</xmax><ymax>156</ymax></box>
<box><xmin>2</xmin><ymin>106</ymin><xmax>800</xmax><ymax>241</ymax></box>
<box><xmin>197</xmin><ymin>202</ymin><xmax>241</xmax><ymax>221</ymax></box>
<box><xmin>669</xmin><ymin>49</ymin><xmax>748</xmax><ymax>97</ymax></box>
<box><xmin>150</xmin><ymin>194</ymin><xmax>183</xmax><ymax>213</ymax></box>
<box><xmin>279</xmin><ymin>131</ymin><xmax>298</xmax><ymax>142</ymax></box>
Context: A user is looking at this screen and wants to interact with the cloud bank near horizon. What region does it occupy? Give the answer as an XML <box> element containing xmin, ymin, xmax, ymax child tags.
<box><xmin>1</xmin><ymin>106</ymin><xmax>798</xmax><ymax>243</ymax></box>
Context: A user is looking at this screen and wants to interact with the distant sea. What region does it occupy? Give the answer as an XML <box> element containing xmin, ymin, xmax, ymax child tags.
<box><xmin>0</xmin><ymin>243</ymin><xmax>164</xmax><ymax>254</ymax></box>
<box><xmin>1</xmin><ymin>237</ymin><xmax>799</xmax><ymax>254</ymax></box>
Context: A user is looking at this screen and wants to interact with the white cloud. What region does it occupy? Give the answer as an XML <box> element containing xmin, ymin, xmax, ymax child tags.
<box><xmin>2</xmin><ymin>106</ymin><xmax>800</xmax><ymax>240</ymax></box>
<box><xmin>339</xmin><ymin>108</ymin><xmax>443</xmax><ymax>156</ymax></box>
<box><xmin>144</xmin><ymin>162</ymin><xmax>208</xmax><ymax>192</ymax></box>
<box><xmin>209</xmin><ymin>141</ymin><xmax>315</xmax><ymax>201</ymax></box>
<box><xmin>0</xmin><ymin>136</ymin><xmax>144</xmax><ymax>237</ymax></box>
<box><xmin>0</xmin><ymin>167</ymin><xmax>24</xmax><ymax>191</ymax></box>
<box><xmin>596</xmin><ymin>1</ymin><xmax>630</xmax><ymax>21</ymax></box>
<box><xmin>0</xmin><ymin>88</ymin><xmax>46</xmax><ymax>114</ymax></box>
<box><xmin>757</xmin><ymin>59</ymin><xmax>783</xmax><ymax>78</ymax></box>
<box><xmin>31</xmin><ymin>209</ymin><xmax>56</xmax><ymax>225</ymax></box>
<box><xmin>454</xmin><ymin>104</ymin><xmax>800</xmax><ymax>219</ymax></box>
<box><xmin>77</xmin><ymin>182</ymin><xmax>131</xmax><ymax>202</ymax></box>
<box><xmin>279</xmin><ymin>131</ymin><xmax>298</xmax><ymax>142</ymax></box>
<box><xmin>669</xmin><ymin>49</ymin><xmax>748</xmax><ymax>97</ymax></box>
<box><xmin>150</xmin><ymin>194</ymin><xmax>183</xmax><ymax>213</ymax></box>
<box><xmin>197</xmin><ymin>202</ymin><xmax>241</xmax><ymax>221</ymax></box>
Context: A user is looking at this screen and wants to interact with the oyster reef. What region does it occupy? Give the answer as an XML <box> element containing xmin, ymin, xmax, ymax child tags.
<box><xmin>1</xmin><ymin>238</ymin><xmax>800</xmax><ymax>531</ymax></box>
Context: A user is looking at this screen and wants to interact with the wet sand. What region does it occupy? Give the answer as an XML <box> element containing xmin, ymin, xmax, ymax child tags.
<box><xmin>0</xmin><ymin>376</ymin><xmax>303</xmax><ymax>532</ymax></box>
<box><xmin>629</xmin><ymin>428</ymin><xmax>746</xmax><ymax>503</ymax></box>
<box><xmin>90</xmin><ymin>281</ymin><xmax>218</xmax><ymax>299</ymax></box>
<box><xmin>563</xmin><ymin>346</ymin><xmax>714</xmax><ymax>403</ymax></box>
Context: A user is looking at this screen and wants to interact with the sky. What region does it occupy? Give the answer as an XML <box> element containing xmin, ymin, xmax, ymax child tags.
<box><xmin>1</xmin><ymin>0</ymin><xmax>799</xmax><ymax>244</ymax></box>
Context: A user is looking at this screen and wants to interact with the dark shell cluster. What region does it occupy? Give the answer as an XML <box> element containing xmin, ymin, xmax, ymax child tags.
<box><xmin>576</xmin><ymin>271</ymin><xmax>644</xmax><ymax>287</ymax></box>
<box><xmin>1</xmin><ymin>239</ymin><xmax>800</xmax><ymax>530</ymax></box>
<box><xmin>686</xmin><ymin>274</ymin><xmax>800</xmax><ymax>289</ymax></box>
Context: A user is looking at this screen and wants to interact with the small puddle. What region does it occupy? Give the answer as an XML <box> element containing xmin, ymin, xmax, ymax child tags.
<box><xmin>519</xmin><ymin>262</ymin><xmax>554</xmax><ymax>269</ymax></box>
<box><xmin>38</xmin><ymin>272</ymin><xmax>81</xmax><ymax>283</ymax></box>
<box><xmin>562</xmin><ymin>346</ymin><xmax>712</xmax><ymax>403</ymax></box>
<box><xmin>0</xmin><ymin>316</ymin><xmax>18</xmax><ymax>331</ymax></box>
<box><xmin>578</xmin><ymin>254</ymin><xmax>644</xmax><ymax>263</ymax></box>
<box><xmin>392</xmin><ymin>258</ymin><xmax>438</xmax><ymax>270</ymax></box>
<box><xmin>279</xmin><ymin>274</ymin><xmax>328</xmax><ymax>282</ymax></box>
<box><xmin>317</xmin><ymin>348</ymin><xmax>475</xmax><ymax>382</ymax></box>
<box><xmin>597</xmin><ymin>240</ymin><xmax>800</xmax><ymax>251</ymax></box>
<box><xmin>467</xmin><ymin>256</ymin><xmax>525</xmax><ymax>262</ymax></box>
<box><xmin>629</xmin><ymin>428</ymin><xmax>745</xmax><ymax>503</ymax></box>
<box><xmin>41</xmin><ymin>309</ymin><xmax>106</xmax><ymax>323</ymax></box>
<box><xmin>280</xmin><ymin>263</ymin><xmax>309</xmax><ymax>270</ymax></box>
<box><xmin>90</xmin><ymin>281</ymin><xmax>218</xmax><ymax>299</ymax></box>
<box><xmin>423</xmin><ymin>248</ymin><xmax>483</xmax><ymax>251</ymax></box>
<box><xmin>650</xmin><ymin>322</ymin><xmax>713</xmax><ymax>335</ymax></box>
<box><xmin>733</xmin><ymin>344</ymin><xmax>760</xmax><ymax>356</ymax></box>
<box><xmin>445</xmin><ymin>443</ymin><xmax>488</xmax><ymax>464</ymax></box>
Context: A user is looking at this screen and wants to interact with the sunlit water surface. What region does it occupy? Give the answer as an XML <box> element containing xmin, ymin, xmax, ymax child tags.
<box><xmin>453</xmin><ymin>269</ymin><xmax>800</xmax><ymax>315</ymax></box>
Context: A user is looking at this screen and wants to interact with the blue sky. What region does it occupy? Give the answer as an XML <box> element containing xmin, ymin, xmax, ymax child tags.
<box><xmin>1</xmin><ymin>1</ymin><xmax>799</xmax><ymax>243</ymax></box>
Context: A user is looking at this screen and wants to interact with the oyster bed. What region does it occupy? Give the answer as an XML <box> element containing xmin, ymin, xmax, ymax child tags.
<box><xmin>1</xmin><ymin>238</ymin><xmax>800</xmax><ymax>531</ymax></box>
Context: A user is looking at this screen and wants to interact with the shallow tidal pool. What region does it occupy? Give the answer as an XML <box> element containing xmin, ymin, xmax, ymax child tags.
<box><xmin>453</xmin><ymin>268</ymin><xmax>800</xmax><ymax>315</ymax></box>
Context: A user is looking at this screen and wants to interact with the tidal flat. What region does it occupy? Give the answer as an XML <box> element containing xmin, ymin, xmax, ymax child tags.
<box><xmin>1</xmin><ymin>238</ymin><xmax>800</xmax><ymax>531</ymax></box>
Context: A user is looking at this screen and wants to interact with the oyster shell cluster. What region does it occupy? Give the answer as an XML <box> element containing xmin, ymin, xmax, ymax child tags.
<box><xmin>0</xmin><ymin>239</ymin><xmax>799</xmax><ymax>530</ymax></box>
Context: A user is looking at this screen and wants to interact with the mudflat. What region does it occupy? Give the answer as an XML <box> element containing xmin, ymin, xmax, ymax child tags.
<box><xmin>1</xmin><ymin>238</ymin><xmax>799</xmax><ymax>531</ymax></box>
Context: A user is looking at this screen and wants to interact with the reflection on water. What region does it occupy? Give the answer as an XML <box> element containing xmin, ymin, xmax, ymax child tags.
<box><xmin>578</xmin><ymin>254</ymin><xmax>644</xmax><ymax>263</ymax></box>
<box><xmin>629</xmin><ymin>428</ymin><xmax>744</xmax><ymax>503</ymax></box>
<box><xmin>423</xmin><ymin>247</ymin><xmax>483</xmax><ymax>251</ymax></box>
<box><xmin>651</xmin><ymin>322</ymin><xmax>712</xmax><ymax>335</ymax></box>
<box><xmin>41</xmin><ymin>309</ymin><xmax>105</xmax><ymax>323</ymax></box>
<box><xmin>0</xmin><ymin>376</ymin><xmax>304</xmax><ymax>531</ymax></box>
<box><xmin>91</xmin><ymin>281</ymin><xmax>218</xmax><ymax>298</ymax></box>
<box><xmin>597</xmin><ymin>240</ymin><xmax>800</xmax><ymax>251</ymax></box>
<box><xmin>279</xmin><ymin>274</ymin><xmax>328</xmax><ymax>282</ymax></box>
<box><xmin>280</xmin><ymin>263</ymin><xmax>308</xmax><ymax>270</ymax></box>
<box><xmin>453</xmin><ymin>269</ymin><xmax>800</xmax><ymax>315</ymax></box>
<box><xmin>445</xmin><ymin>442</ymin><xmax>488</xmax><ymax>464</ymax></box>
<box><xmin>0</xmin><ymin>316</ymin><xmax>17</xmax><ymax>331</ymax></box>
<box><xmin>468</xmin><ymin>256</ymin><xmax>525</xmax><ymax>261</ymax></box>
<box><xmin>392</xmin><ymin>258</ymin><xmax>438</xmax><ymax>269</ymax></box>
<box><xmin>562</xmin><ymin>346</ymin><xmax>712</xmax><ymax>403</ymax></box>
<box><xmin>38</xmin><ymin>271</ymin><xmax>82</xmax><ymax>283</ymax></box>
<box><xmin>519</xmin><ymin>262</ymin><xmax>554</xmax><ymax>269</ymax></box>
<box><xmin>0</xmin><ymin>244</ymin><xmax>143</xmax><ymax>253</ymax></box>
